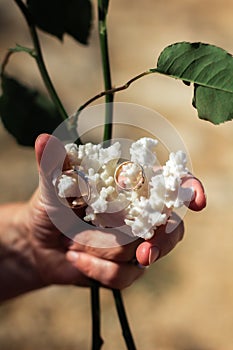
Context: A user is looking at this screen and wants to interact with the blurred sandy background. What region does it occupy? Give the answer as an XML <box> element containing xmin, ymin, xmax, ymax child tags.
<box><xmin>0</xmin><ymin>0</ymin><xmax>233</xmax><ymax>349</ymax></box>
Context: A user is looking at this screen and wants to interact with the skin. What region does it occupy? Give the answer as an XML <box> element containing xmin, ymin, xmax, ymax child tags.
<box><xmin>0</xmin><ymin>133</ymin><xmax>206</xmax><ymax>302</ymax></box>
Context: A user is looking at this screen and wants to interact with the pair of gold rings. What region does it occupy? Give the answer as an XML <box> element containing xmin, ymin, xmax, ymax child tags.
<box><xmin>55</xmin><ymin>161</ymin><xmax>145</xmax><ymax>209</ymax></box>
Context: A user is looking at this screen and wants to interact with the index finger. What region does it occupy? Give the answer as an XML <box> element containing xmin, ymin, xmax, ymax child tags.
<box><xmin>181</xmin><ymin>175</ymin><xmax>206</xmax><ymax>211</ymax></box>
<box><xmin>135</xmin><ymin>212</ymin><xmax>184</xmax><ymax>266</ymax></box>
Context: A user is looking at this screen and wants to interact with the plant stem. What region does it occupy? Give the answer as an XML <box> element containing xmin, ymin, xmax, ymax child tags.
<box><xmin>97</xmin><ymin>3</ymin><xmax>137</xmax><ymax>348</ymax></box>
<box><xmin>98</xmin><ymin>0</ymin><xmax>114</xmax><ymax>142</ymax></box>
<box><xmin>75</xmin><ymin>70</ymin><xmax>152</xmax><ymax>118</ymax></box>
<box><xmin>13</xmin><ymin>0</ymin><xmax>70</xmax><ymax>125</ymax></box>
<box><xmin>91</xmin><ymin>283</ymin><xmax>104</xmax><ymax>350</ymax></box>
<box><xmin>112</xmin><ymin>289</ymin><xmax>137</xmax><ymax>350</ymax></box>
<box><xmin>0</xmin><ymin>51</ymin><xmax>13</xmax><ymax>77</ymax></box>
<box><xmin>88</xmin><ymin>3</ymin><xmax>115</xmax><ymax>349</ymax></box>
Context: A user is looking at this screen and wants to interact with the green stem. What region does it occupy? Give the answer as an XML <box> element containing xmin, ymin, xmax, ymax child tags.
<box><xmin>98</xmin><ymin>0</ymin><xmax>114</xmax><ymax>142</ymax></box>
<box><xmin>13</xmin><ymin>0</ymin><xmax>69</xmax><ymax>124</ymax></box>
<box><xmin>112</xmin><ymin>289</ymin><xmax>137</xmax><ymax>350</ymax></box>
<box><xmin>0</xmin><ymin>51</ymin><xmax>13</xmax><ymax>77</ymax></box>
<box><xmin>91</xmin><ymin>283</ymin><xmax>104</xmax><ymax>350</ymax></box>
<box><xmin>87</xmin><ymin>2</ymin><xmax>115</xmax><ymax>348</ymax></box>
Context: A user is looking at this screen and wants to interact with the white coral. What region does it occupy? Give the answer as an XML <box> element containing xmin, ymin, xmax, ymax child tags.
<box><xmin>125</xmin><ymin>196</ymin><xmax>168</xmax><ymax>240</ymax></box>
<box><xmin>130</xmin><ymin>137</ymin><xmax>158</xmax><ymax>167</ymax></box>
<box><xmin>58</xmin><ymin>138</ymin><xmax>191</xmax><ymax>240</ymax></box>
<box><xmin>65</xmin><ymin>143</ymin><xmax>80</xmax><ymax>166</ymax></box>
<box><xmin>57</xmin><ymin>174</ymin><xmax>80</xmax><ymax>198</ymax></box>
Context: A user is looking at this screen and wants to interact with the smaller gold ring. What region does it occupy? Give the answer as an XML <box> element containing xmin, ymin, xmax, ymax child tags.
<box><xmin>114</xmin><ymin>161</ymin><xmax>145</xmax><ymax>191</ymax></box>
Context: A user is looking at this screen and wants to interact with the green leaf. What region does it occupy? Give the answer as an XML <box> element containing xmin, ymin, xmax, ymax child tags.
<box><xmin>26</xmin><ymin>0</ymin><xmax>92</xmax><ymax>44</ymax></box>
<box><xmin>193</xmin><ymin>85</ymin><xmax>233</xmax><ymax>124</ymax></box>
<box><xmin>155</xmin><ymin>42</ymin><xmax>233</xmax><ymax>124</ymax></box>
<box><xmin>65</xmin><ymin>0</ymin><xmax>92</xmax><ymax>44</ymax></box>
<box><xmin>0</xmin><ymin>75</ymin><xmax>64</xmax><ymax>146</ymax></box>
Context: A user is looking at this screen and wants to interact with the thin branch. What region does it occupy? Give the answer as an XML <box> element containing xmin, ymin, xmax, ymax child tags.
<box><xmin>91</xmin><ymin>283</ymin><xmax>104</xmax><ymax>350</ymax></box>
<box><xmin>74</xmin><ymin>70</ymin><xmax>153</xmax><ymax>119</ymax></box>
<box><xmin>112</xmin><ymin>289</ymin><xmax>137</xmax><ymax>350</ymax></box>
<box><xmin>0</xmin><ymin>51</ymin><xmax>14</xmax><ymax>77</ymax></box>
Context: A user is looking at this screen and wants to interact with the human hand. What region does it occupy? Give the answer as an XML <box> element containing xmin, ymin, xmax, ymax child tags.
<box><xmin>68</xmin><ymin>177</ymin><xmax>206</xmax><ymax>275</ymax></box>
<box><xmin>66</xmin><ymin>170</ymin><xmax>206</xmax><ymax>274</ymax></box>
<box><xmin>28</xmin><ymin>134</ymin><xmax>144</xmax><ymax>290</ymax></box>
<box><xmin>29</xmin><ymin>134</ymin><xmax>206</xmax><ymax>290</ymax></box>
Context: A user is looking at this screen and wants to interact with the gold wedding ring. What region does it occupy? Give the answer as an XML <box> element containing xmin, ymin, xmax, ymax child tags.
<box><xmin>55</xmin><ymin>167</ymin><xmax>91</xmax><ymax>208</ymax></box>
<box><xmin>114</xmin><ymin>161</ymin><xmax>145</xmax><ymax>191</ymax></box>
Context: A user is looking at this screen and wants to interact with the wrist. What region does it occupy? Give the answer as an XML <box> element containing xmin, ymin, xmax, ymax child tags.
<box><xmin>0</xmin><ymin>202</ymin><xmax>45</xmax><ymax>302</ymax></box>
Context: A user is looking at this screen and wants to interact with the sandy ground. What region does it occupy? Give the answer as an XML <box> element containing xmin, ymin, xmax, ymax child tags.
<box><xmin>0</xmin><ymin>0</ymin><xmax>233</xmax><ymax>349</ymax></box>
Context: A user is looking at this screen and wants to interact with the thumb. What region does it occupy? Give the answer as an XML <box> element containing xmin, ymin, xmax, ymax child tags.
<box><xmin>34</xmin><ymin>134</ymin><xmax>87</xmax><ymax>237</ymax></box>
<box><xmin>35</xmin><ymin>133</ymin><xmax>67</xmax><ymax>176</ymax></box>
<box><xmin>35</xmin><ymin>133</ymin><xmax>69</xmax><ymax>207</ymax></box>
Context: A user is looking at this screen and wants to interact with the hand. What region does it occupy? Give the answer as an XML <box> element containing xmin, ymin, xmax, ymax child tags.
<box><xmin>29</xmin><ymin>134</ymin><xmax>206</xmax><ymax>291</ymax></box>
<box><xmin>28</xmin><ymin>134</ymin><xmax>144</xmax><ymax>290</ymax></box>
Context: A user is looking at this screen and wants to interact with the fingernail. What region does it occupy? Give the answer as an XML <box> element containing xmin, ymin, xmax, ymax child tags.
<box><xmin>149</xmin><ymin>246</ymin><xmax>160</xmax><ymax>264</ymax></box>
<box><xmin>66</xmin><ymin>251</ymin><xmax>80</xmax><ymax>262</ymax></box>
